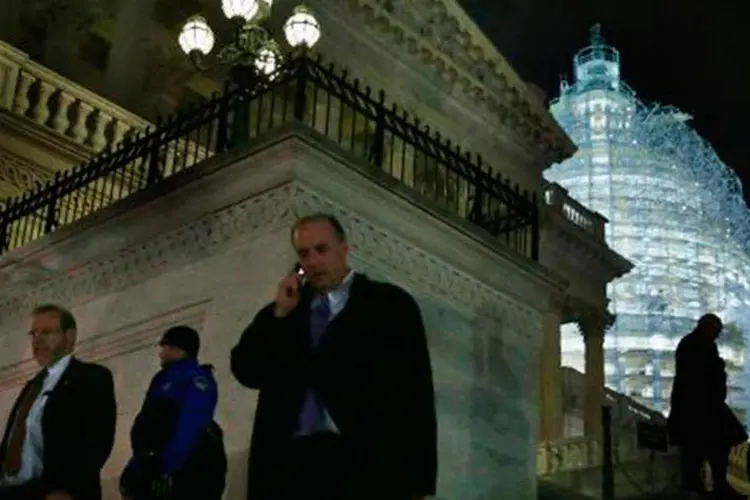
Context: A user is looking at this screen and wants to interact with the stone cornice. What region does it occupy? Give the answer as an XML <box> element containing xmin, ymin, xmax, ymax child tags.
<box><xmin>0</xmin><ymin>184</ymin><xmax>543</xmax><ymax>347</ymax></box>
<box><xmin>542</xmin><ymin>209</ymin><xmax>633</xmax><ymax>284</ymax></box>
<box><xmin>348</xmin><ymin>0</ymin><xmax>576</xmax><ymax>165</ymax></box>
<box><xmin>0</xmin><ymin>130</ymin><xmax>557</xmax><ymax>348</ymax></box>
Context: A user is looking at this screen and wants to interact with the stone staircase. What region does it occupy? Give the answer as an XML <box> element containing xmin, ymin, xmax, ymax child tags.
<box><xmin>541</xmin><ymin>368</ymin><xmax>750</xmax><ymax>499</ymax></box>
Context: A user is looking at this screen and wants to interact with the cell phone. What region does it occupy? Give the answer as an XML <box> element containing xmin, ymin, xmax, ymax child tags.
<box><xmin>294</xmin><ymin>262</ymin><xmax>306</xmax><ymax>284</ymax></box>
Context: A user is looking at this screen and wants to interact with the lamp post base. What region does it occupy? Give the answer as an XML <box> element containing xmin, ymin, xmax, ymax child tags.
<box><xmin>230</xmin><ymin>64</ymin><xmax>263</xmax><ymax>89</ymax></box>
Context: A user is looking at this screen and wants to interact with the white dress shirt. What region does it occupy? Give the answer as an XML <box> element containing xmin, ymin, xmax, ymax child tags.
<box><xmin>1</xmin><ymin>354</ymin><xmax>72</xmax><ymax>486</ymax></box>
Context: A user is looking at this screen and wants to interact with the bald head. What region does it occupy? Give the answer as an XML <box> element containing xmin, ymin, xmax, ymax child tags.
<box><xmin>291</xmin><ymin>213</ymin><xmax>350</xmax><ymax>293</ymax></box>
<box><xmin>696</xmin><ymin>313</ymin><xmax>723</xmax><ymax>340</ymax></box>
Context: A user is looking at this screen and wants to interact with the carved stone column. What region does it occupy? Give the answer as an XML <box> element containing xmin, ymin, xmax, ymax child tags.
<box><xmin>105</xmin><ymin>0</ymin><xmax>156</xmax><ymax>110</ymax></box>
<box><xmin>580</xmin><ymin>310</ymin><xmax>612</xmax><ymax>438</ymax></box>
<box><xmin>537</xmin><ymin>297</ymin><xmax>565</xmax><ymax>442</ymax></box>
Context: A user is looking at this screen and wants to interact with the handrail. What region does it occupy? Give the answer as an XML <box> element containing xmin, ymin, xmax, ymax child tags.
<box><xmin>0</xmin><ymin>55</ymin><xmax>540</xmax><ymax>260</ymax></box>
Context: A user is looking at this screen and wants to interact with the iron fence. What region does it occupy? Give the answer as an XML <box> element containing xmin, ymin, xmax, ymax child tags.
<box><xmin>0</xmin><ymin>55</ymin><xmax>539</xmax><ymax>259</ymax></box>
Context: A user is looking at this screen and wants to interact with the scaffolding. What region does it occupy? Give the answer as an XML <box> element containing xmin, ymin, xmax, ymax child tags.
<box><xmin>547</xmin><ymin>25</ymin><xmax>750</xmax><ymax>420</ymax></box>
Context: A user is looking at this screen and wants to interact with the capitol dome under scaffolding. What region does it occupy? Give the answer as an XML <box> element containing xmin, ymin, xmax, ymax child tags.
<box><xmin>545</xmin><ymin>25</ymin><xmax>750</xmax><ymax>421</ymax></box>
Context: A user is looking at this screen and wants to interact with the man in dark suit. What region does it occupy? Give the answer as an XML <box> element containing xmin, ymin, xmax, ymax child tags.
<box><xmin>231</xmin><ymin>213</ymin><xmax>437</xmax><ymax>500</ymax></box>
<box><xmin>0</xmin><ymin>304</ymin><xmax>117</xmax><ymax>500</ymax></box>
<box><xmin>668</xmin><ymin>313</ymin><xmax>747</xmax><ymax>499</ymax></box>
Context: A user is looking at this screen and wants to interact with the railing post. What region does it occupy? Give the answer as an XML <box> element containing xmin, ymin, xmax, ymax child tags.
<box><xmin>44</xmin><ymin>196</ymin><xmax>58</xmax><ymax>234</ymax></box>
<box><xmin>602</xmin><ymin>405</ymin><xmax>614</xmax><ymax>500</ymax></box>
<box><xmin>228</xmin><ymin>73</ymin><xmax>251</xmax><ymax>149</ymax></box>
<box><xmin>531</xmin><ymin>192</ymin><xmax>540</xmax><ymax>261</ymax></box>
<box><xmin>293</xmin><ymin>57</ymin><xmax>308</xmax><ymax>122</ymax></box>
<box><xmin>468</xmin><ymin>186</ymin><xmax>485</xmax><ymax>226</ymax></box>
<box><xmin>369</xmin><ymin>90</ymin><xmax>386</xmax><ymax>168</ymax></box>
<box><xmin>147</xmin><ymin>124</ymin><xmax>164</xmax><ymax>186</ymax></box>
<box><xmin>0</xmin><ymin>213</ymin><xmax>9</xmax><ymax>253</ymax></box>
<box><xmin>215</xmin><ymin>84</ymin><xmax>230</xmax><ymax>154</ymax></box>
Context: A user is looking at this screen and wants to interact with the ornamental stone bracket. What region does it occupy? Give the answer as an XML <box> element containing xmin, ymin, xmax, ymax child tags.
<box><xmin>339</xmin><ymin>0</ymin><xmax>576</xmax><ymax>165</ymax></box>
<box><xmin>0</xmin><ymin>129</ymin><xmax>563</xmax><ymax>348</ymax></box>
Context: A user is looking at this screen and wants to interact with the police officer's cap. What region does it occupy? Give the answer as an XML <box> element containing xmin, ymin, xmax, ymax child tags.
<box><xmin>160</xmin><ymin>325</ymin><xmax>200</xmax><ymax>358</ymax></box>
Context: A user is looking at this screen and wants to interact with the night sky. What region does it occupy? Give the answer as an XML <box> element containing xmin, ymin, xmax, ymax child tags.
<box><xmin>459</xmin><ymin>0</ymin><xmax>750</xmax><ymax>208</ymax></box>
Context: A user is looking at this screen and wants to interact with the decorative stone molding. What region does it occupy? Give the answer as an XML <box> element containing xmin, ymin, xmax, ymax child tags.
<box><xmin>0</xmin><ymin>182</ymin><xmax>540</xmax><ymax>345</ymax></box>
<box><xmin>541</xmin><ymin>214</ymin><xmax>631</xmax><ymax>290</ymax></box>
<box><xmin>0</xmin><ymin>185</ymin><xmax>295</xmax><ymax>318</ymax></box>
<box><xmin>347</xmin><ymin>0</ymin><xmax>575</xmax><ymax>164</ymax></box>
<box><xmin>577</xmin><ymin>308</ymin><xmax>615</xmax><ymax>341</ymax></box>
<box><xmin>294</xmin><ymin>187</ymin><xmax>543</xmax><ymax>344</ymax></box>
<box><xmin>0</xmin><ymin>300</ymin><xmax>209</xmax><ymax>390</ymax></box>
<box><xmin>0</xmin><ymin>150</ymin><xmax>53</xmax><ymax>193</ymax></box>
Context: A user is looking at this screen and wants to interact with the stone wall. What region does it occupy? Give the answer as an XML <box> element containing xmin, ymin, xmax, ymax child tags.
<box><xmin>0</xmin><ymin>132</ymin><xmax>561</xmax><ymax>499</ymax></box>
<box><xmin>306</xmin><ymin>0</ymin><xmax>552</xmax><ymax>192</ymax></box>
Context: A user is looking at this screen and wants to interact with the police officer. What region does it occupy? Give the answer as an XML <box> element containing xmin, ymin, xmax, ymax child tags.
<box><xmin>119</xmin><ymin>325</ymin><xmax>227</xmax><ymax>500</ymax></box>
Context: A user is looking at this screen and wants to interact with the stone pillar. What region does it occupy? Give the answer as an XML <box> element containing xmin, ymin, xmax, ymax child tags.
<box><xmin>105</xmin><ymin>0</ymin><xmax>156</xmax><ymax>110</ymax></box>
<box><xmin>580</xmin><ymin>312</ymin><xmax>610</xmax><ymax>438</ymax></box>
<box><xmin>537</xmin><ymin>299</ymin><xmax>564</xmax><ymax>442</ymax></box>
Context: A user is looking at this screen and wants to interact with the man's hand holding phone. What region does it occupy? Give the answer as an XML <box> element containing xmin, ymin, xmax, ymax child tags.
<box><xmin>274</xmin><ymin>273</ymin><xmax>302</xmax><ymax>318</ymax></box>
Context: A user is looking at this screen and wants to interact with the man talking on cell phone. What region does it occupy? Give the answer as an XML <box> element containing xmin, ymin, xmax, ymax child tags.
<box><xmin>231</xmin><ymin>213</ymin><xmax>437</xmax><ymax>500</ymax></box>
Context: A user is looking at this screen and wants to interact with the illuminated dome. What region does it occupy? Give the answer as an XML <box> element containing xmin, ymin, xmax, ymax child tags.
<box><xmin>549</xmin><ymin>24</ymin><xmax>750</xmax><ymax>421</ymax></box>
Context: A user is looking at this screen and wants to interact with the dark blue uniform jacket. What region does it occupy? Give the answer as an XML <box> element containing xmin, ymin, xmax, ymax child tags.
<box><xmin>124</xmin><ymin>358</ymin><xmax>218</xmax><ymax>476</ymax></box>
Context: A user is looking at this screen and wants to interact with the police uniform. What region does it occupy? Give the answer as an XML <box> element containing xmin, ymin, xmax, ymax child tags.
<box><xmin>120</xmin><ymin>326</ymin><xmax>227</xmax><ymax>500</ymax></box>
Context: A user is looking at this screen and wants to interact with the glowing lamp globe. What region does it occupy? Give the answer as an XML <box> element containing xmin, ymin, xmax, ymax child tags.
<box><xmin>283</xmin><ymin>5</ymin><xmax>321</xmax><ymax>49</ymax></box>
<box><xmin>254</xmin><ymin>48</ymin><xmax>279</xmax><ymax>79</ymax></box>
<box><xmin>178</xmin><ymin>16</ymin><xmax>215</xmax><ymax>56</ymax></box>
<box><xmin>222</xmin><ymin>0</ymin><xmax>260</xmax><ymax>21</ymax></box>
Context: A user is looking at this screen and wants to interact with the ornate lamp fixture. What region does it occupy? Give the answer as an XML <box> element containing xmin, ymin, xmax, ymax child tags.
<box><xmin>178</xmin><ymin>1</ymin><xmax>321</xmax><ymax>84</ymax></box>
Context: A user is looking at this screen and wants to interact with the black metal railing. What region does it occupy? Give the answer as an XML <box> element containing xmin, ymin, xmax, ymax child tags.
<box><xmin>0</xmin><ymin>55</ymin><xmax>539</xmax><ymax>259</ymax></box>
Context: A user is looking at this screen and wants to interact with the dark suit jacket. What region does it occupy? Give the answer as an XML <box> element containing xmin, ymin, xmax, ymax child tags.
<box><xmin>0</xmin><ymin>357</ymin><xmax>117</xmax><ymax>500</ymax></box>
<box><xmin>231</xmin><ymin>273</ymin><xmax>437</xmax><ymax>499</ymax></box>
<box><xmin>667</xmin><ymin>331</ymin><xmax>747</xmax><ymax>447</ymax></box>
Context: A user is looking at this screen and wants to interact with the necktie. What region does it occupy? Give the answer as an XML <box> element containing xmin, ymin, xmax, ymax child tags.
<box><xmin>2</xmin><ymin>369</ymin><xmax>47</xmax><ymax>476</ymax></box>
<box><xmin>298</xmin><ymin>297</ymin><xmax>331</xmax><ymax>433</ymax></box>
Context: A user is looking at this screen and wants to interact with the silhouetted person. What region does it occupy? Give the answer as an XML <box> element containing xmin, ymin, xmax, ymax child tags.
<box><xmin>668</xmin><ymin>313</ymin><xmax>747</xmax><ymax>499</ymax></box>
<box><xmin>231</xmin><ymin>213</ymin><xmax>437</xmax><ymax>500</ymax></box>
<box><xmin>0</xmin><ymin>304</ymin><xmax>117</xmax><ymax>500</ymax></box>
<box><xmin>119</xmin><ymin>326</ymin><xmax>227</xmax><ymax>500</ymax></box>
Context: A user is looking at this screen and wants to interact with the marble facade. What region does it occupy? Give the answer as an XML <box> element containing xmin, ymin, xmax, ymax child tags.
<box><xmin>0</xmin><ymin>130</ymin><xmax>564</xmax><ymax>499</ymax></box>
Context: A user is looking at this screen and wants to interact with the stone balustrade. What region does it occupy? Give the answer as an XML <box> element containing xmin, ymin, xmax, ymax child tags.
<box><xmin>537</xmin><ymin>430</ymin><xmax>655</xmax><ymax>477</ymax></box>
<box><xmin>730</xmin><ymin>442</ymin><xmax>748</xmax><ymax>482</ymax></box>
<box><xmin>539</xmin><ymin>425</ymin><xmax>750</xmax><ymax>495</ymax></box>
<box><xmin>538</xmin><ymin>435</ymin><xmax>603</xmax><ymax>475</ymax></box>
<box><xmin>544</xmin><ymin>182</ymin><xmax>607</xmax><ymax>241</ymax></box>
<box><xmin>0</xmin><ymin>39</ymin><xmax>150</xmax><ymax>153</ymax></box>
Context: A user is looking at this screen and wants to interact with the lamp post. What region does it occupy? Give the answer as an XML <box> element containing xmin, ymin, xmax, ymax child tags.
<box><xmin>177</xmin><ymin>1</ymin><xmax>321</xmax><ymax>87</ymax></box>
